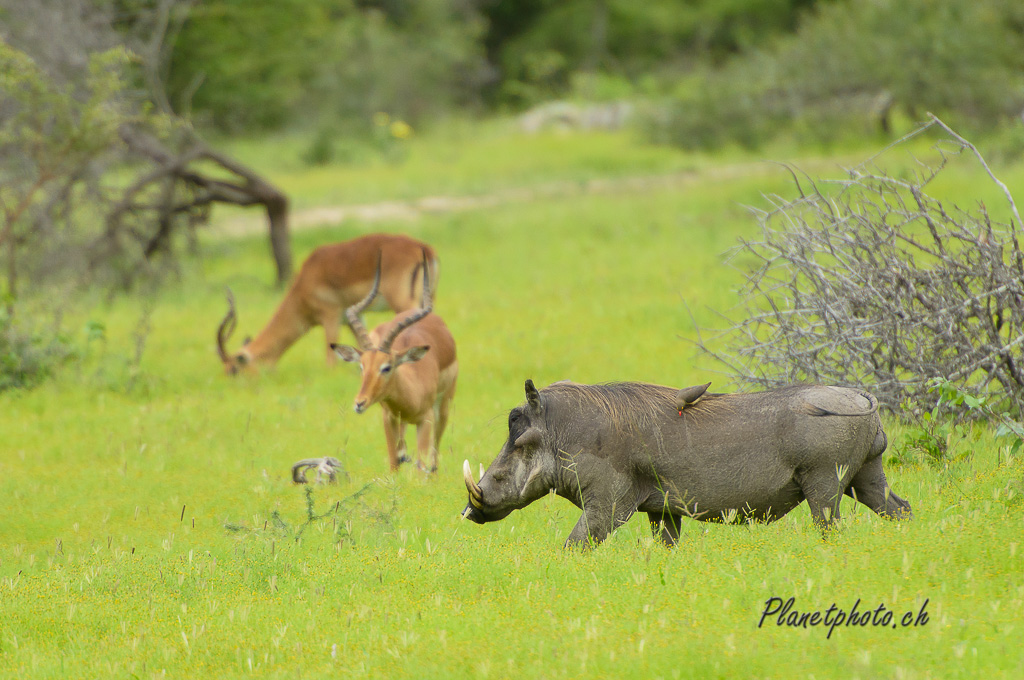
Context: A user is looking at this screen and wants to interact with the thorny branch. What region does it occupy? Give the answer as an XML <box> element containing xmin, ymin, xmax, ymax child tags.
<box><xmin>698</xmin><ymin>117</ymin><xmax>1024</xmax><ymax>418</ymax></box>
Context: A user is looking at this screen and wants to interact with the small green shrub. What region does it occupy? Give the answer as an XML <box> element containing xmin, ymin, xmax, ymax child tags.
<box><xmin>0</xmin><ymin>312</ymin><xmax>74</xmax><ymax>392</ymax></box>
<box><xmin>893</xmin><ymin>378</ymin><xmax>1024</xmax><ymax>468</ymax></box>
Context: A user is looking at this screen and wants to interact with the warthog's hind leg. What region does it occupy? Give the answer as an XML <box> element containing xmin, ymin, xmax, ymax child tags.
<box><xmin>646</xmin><ymin>511</ymin><xmax>682</xmax><ymax>546</ymax></box>
<box><xmin>845</xmin><ymin>457</ymin><xmax>913</xmax><ymax>520</ymax></box>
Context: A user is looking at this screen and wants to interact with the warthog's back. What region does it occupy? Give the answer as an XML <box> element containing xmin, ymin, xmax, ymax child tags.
<box><xmin>544</xmin><ymin>382</ymin><xmax>885</xmax><ymax>516</ymax></box>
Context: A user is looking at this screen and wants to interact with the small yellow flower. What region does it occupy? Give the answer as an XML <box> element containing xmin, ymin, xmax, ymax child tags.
<box><xmin>389</xmin><ymin>120</ymin><xmax>413</xmax><ymax>140</ymax></box>
<box><xmin>372</xmin><ymin>111</ymin><xmax>391</xmax><ymax>127</ymax></box>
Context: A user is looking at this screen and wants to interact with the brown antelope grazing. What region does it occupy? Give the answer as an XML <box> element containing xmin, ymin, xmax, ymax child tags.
<box><xmin>332</xmin><ymin>253</ymin><xmax>458</xmax><ymax>473</ymax></box>
<box><xmin>216</xmin><ymin>233</ymin><xmax>439</xmax><ymax>374</ymax></box>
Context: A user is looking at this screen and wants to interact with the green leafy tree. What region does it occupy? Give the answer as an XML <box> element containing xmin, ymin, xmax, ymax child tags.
<box><xmin>657</xmin><ymin>0</ymin><xmax>1024</xmax><ymax>150</ymax></box>
<box><xmin>165</xmin><ymin>0</ymin><xmax>488</xmax><ymax>131</ymax></box>
<box><xmin>486</xmin><ymin>0</ymin><xmax>827</xmax><ymax>106</ymax></box>
<box><xmin>0</xmin><ymin>41</ymin><xmax>139</xmax><ymax>388</ymax></box>
<box><xmin>0</xmin><ymin>42</ymin><xmax>136</xmax><ymax>314</ymax></box>
<box><xmin>164</xmin><ymin>0</ymin><xmax>332</xmax><ymax>131</ymax></box>
<box><xmin>772</xmin><ymin>0</ymin><xmax>1024</xmax><ymax>129</ymax></box>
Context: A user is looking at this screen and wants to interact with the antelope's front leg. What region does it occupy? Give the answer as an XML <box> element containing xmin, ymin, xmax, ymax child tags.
<box><xmin>382</xmin><ymin>409</ymin><xmax>404</xmax><ymax>471</ymax></box>
<box><xmin>415</xmin><ymin>418</ymin><xmax>437</xmax><ymax>472</ymax></box>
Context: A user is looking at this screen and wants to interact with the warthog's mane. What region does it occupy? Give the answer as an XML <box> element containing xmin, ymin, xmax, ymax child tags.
<box><xmin>541</xmin><ymin>381</ymin><xmax>680</xmax><ymax>431</ymax></box>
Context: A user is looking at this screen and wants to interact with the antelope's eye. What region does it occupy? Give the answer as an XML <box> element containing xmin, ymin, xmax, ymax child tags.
<box><xmin>380</xmin><ymin>364</ymin><xmax>392</xmax><ymax>375</ymax></box>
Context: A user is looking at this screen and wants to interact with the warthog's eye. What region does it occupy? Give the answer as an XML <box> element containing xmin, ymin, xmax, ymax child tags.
<box><xmin>508</xmin><ymin>409</ymin><xmax>523</xmax><ymax>431</ymax></box>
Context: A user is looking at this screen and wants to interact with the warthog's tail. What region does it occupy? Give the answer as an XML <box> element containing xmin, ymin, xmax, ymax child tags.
<box><xmin>801</xmin><ymin>389</ymin><xmax>879</xmax><ymax>417</ymax></box>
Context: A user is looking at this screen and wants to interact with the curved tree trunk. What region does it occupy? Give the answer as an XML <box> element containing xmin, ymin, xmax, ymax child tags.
<box><xmin>114</xmin><ymin>124</ymin><xmax>293</xmax><ymax>285</ymax></box>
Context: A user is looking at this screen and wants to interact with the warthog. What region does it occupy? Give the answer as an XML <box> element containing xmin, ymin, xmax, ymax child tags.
<box><xmin>461</xmin><ymin>380</ymin><xmax>911</xmax><ymax>547</ymax></box>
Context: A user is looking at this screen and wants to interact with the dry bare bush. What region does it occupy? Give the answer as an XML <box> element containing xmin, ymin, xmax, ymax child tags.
<box><xmin>700</xmin><ymin>116</ymin><xmax>1024</xmax><ymax>417</ymax></box>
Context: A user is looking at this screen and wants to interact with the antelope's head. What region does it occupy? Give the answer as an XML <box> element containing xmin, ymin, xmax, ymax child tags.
<box><xmin>216</xmin><ymin>290</ymin><xmax>254</xmax><ymax>375</ymax></box>
<box><xmin>332</xmin><ymin>250</ymin><xmax>433</xmax><ymax>413</ymax></box>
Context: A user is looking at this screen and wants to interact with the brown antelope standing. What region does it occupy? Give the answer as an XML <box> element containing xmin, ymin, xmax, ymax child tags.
<box><xmin>216</xmin><ymin>233</ymin><xmax>439</xmax><ymax>374</ymax></box>
<box><xmin>331</xmin><ymin>252</ymin><xmax>458</xmax><ymax>473</ymax></box>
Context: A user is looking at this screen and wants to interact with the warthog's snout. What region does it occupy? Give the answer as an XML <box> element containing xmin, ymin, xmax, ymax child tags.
<box><xmin>461</xmin><ymin>460</ymin><xmax>513</xmax><ymax>523</ymax></box>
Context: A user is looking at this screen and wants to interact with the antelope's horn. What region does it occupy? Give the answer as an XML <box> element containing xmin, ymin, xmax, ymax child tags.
<box><xmin>463</xmin><ymin>459</ymin><xmax>483</xmax><ymax>507</ymax></box>
<box><xmin>419</xmin><ymin>248</ymin><xmax>433</xmax><ymax>309</ymax></box>
<box><xmin>217</xmin><ymin>288</ymin><xmax>238</xmax><ymax>362</ymax></box>
<box><xmin>345</xmin><ymin>251</ymin><xmax>382</xmax><ymax>351</ymax></box>
<box><xmin>381</xmin><ymin>250</ymin><xmax>433</xmax><ymax>352</ymax></box>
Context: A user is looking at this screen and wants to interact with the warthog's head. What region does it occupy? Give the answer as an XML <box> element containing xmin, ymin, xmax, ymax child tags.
<box><xmin>462</xmin><ymin>379</ymin><xmax>559</xmax><ymax>524</ymax></box>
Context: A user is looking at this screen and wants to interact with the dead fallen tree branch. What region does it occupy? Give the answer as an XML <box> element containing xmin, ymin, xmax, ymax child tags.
<box><xmin>699</xmin><ymin>117</ymin><xmax>1024</xmax><ymax>417</ymax></box>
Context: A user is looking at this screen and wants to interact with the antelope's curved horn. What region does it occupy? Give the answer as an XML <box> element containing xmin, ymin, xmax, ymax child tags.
<box><xmin>217</xmin><ymin>288</ymin><xmax>238</xmax><ymax>362</ymax></box>
<box><xmin>345</xmin><ymin>251</ymin><xmax>382</xmax><ymax>351</ymax></box>
<box><xmin>463</xmin><ymin>459</ymin><xmax>483</xmax><ymax>508</ymax></box>
<box><xmin>381</xmin><ymin>249</ymin><xmax>432</xmax><ymax>352</ymax></box>
<box><xmin>418</xmin><ymin>247</ymin><xmax>434</xmax><ymax>309</ymax></box>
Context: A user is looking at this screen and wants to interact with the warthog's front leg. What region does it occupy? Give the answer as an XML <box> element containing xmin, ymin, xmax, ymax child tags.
<box><xmin>564</xmin><ymin>497</ymin><xmax>637</xmax><ymax>549</ymax></box>
<box><xmin>565</xmin><ymin>507</ymin><xmax>612</xmax><ymax>549</ymax></box>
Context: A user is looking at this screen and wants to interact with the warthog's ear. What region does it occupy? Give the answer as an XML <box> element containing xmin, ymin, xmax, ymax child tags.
<box><xmin>331</xmin><ymin>343</ymin><xmax>362</xmax><ymax>363</ymax></box>
<box><xmin>514</xmin><ymin>427</ymin><xmax>542</xmax><ymax>449</ymax></box>
<box><xmin>525</xmin><ymin>379</ymin><xmax>542</xmax><ymax>413</ymax></box>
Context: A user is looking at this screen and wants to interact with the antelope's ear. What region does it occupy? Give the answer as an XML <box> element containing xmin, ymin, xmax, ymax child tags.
<box><xmin>331</xmin><ymin>343</ymin><xmax>362</xmax><ymax>363</ymax></box>
<box><xmin>525</xmin><ymin>379</ymin><xmax>542</xmax><ymax>414</ymax></box>
<box><xmin>395</xmin><ymin>345</ymin><xmax>430</xmax><ymax>366</ymax></box>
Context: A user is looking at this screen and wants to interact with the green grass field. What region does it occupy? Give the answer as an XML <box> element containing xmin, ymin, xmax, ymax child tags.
<box><xmin>1</xmin><ymin>124</ymin><xmax>1022</xmax><ymax>678</ymax></box>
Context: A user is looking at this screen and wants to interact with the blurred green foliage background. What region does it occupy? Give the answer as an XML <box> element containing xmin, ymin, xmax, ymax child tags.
<box><xmin>110</xmin><ymin>0</ymin><xmax>1024</xmax><ymax>142</ymax></box>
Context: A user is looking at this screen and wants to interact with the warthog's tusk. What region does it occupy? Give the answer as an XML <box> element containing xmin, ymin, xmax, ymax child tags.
<box><xmin>463</xmin><ymin>459</ymin><xmax>483</xmax><ymax>507</ymax></box>
<box><xmin>461</xmin><ymin>507</ymin><xmax>472</xmax><ymax>520</ymax></box>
